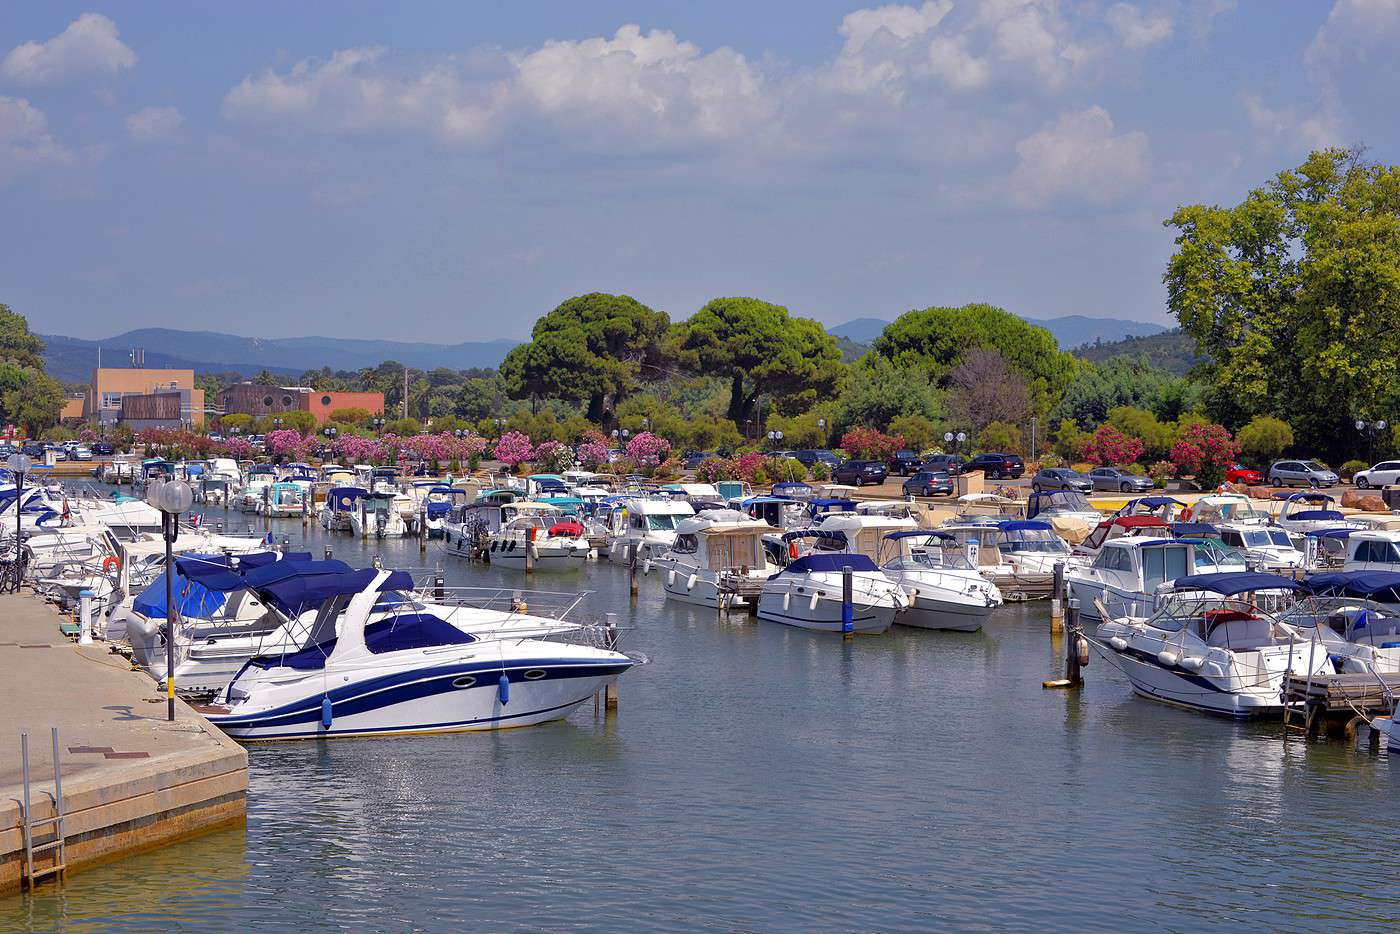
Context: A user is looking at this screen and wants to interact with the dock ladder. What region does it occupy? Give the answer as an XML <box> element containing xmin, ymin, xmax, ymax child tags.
<box><xmin>19</xmin><ymin>728</ymin><xmax>67</xmax><ymax>889</ymax></box>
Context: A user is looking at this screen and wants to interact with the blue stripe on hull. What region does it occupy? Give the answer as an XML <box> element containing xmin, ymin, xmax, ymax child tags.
<box><xmin>223</xmin><ymin>695</ymin><xmax>598</xmax><ymax>740</ymax></box>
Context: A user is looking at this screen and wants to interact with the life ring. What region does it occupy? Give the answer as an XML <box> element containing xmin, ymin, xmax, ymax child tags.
<box><xmin>1180</xmin><ymin>507</ymin><xmax>1192</xmax><ymax>521</ymax></box>
<box><xmin>103</xmin><ymin>556</ymin><xmax>121</xmax><ymax>573</ymax></box>
<box><xmin>788</xmin><ymin>540</ymin><xmax>800</xmax><ymax>561</ymax></box>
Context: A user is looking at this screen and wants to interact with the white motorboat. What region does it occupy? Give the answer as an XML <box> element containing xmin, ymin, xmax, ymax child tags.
<box><xmin>940</xmin><ymin>520</ymin><xmax>1064</xmax><ymax>601</ymax></box>
<box><xmin>1214</xmin><ymin>522</ymin><xmax>1304</xmax><ymax>571</ymax></box>
<box><xmin>1272</xmin><ymin>492</ymin><xmax>1366</xmax><ymax>539</ymax></box>
<box><xmin>486</xmin><ymin>513</ymin><xmax>591</xmax><ymax>571</ymax></box>
<box><xmin>1069</xmin><ymin>537</ymin><xmax>1214</xmax><ymax>622</ymax></box>
<box><xmin>605</xmin><ymin>496</ymin><xmax>695</xmax><ymax>564</ymax></box>
<box><xmin>349</xmin><ymin>492</ymin><xmax>408</xmax><ymax>538</ymax></box>
<box><xmin>1093</xmin><ymin>572</ymin><xmax>1329</xmax><ymax>718</ymax></box>
<box><xmin>203</xmin><ymin>567</ymin><xmax>635</xmax><ymax>740</ymax></box>
<box><xmin>756</xmin><ymin>539</ymin><xmax>907</xmax><ymax>634</ymax></box>
<box><xmin>878</xmin><ymin>530</ymin><xmax>1002</xmax><ymax>631</ymax></box>
<box><xmin>261</xmin><ymin>482</ymin><xmax>305</xmax><ymax>519</ymax></box>
<box><xmin>319</xmin><ymin>486</ymin><xmax>367</xmax><ymax>531</ymax></box>
<box><xmin>651</xmin><ymin>510</ymin><xmax>775</xmax><ymax>609</ymax></box>
<box><xmin>1183</xmin><ymin>493</ymin><xmax>1271</xmax><ymax>527</ymax></box>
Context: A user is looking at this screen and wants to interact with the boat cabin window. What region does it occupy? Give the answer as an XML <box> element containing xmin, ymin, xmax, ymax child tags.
<box><xmin>1142</xmin><ymin>546</ymin><xmax>1189</xmax><ymax>590</ymax></box>
<box><xmin>674</xmin><ymin>534</ymin><xmax>699</xmax><ymax>554</ymax></box>
<box><xmin>1354</xmin><ymin>540</ymin><xmax>1400</xmax><ymax>563</ymax></box>
<box><xmin>1093</xmin><ymin>546</ymin><xmax>1133</xmax><ymax>572</ymax></box>
<box><xmin>647</xmin><ymin>515</ymin><xmax>679</xmax><ymax>531</ymax></box>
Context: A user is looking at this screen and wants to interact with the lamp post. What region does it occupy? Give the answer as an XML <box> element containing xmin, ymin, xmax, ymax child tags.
<box><xmin>6</xmin><ymin>453</ymin><xmax>31</xmax><ymax>588</ymax></box>
<box><xmin>492</xmin><ymin>418</ymin><xmax>505</xmax><ymax>437</ymax></box>
<box><xmin>373</xmin><ymin>417</ymin><xmax>385</xmax><ymax>433</ymax></box>
<box><xmin>146</xmin><ymin>478</ymin><xmax>193</xmax><ymax>722</ymax></box>
<box><xmin>767</xmin><ymin>429</ymin><xmax>784</xmax><ymax>450</ymax></box>
<box><xmin>1355</xmin><ymin>418</ymin><xmax>1389</xmax><ymax>466</ymax></box>
<box><xmin>944</xmin><ymin>431</ymin><xmax>967</xmax><ymax>454</ymax></box>
<box><xmin>641</xmin><ymin>417</ymin><xmax>651</xmax><ymax>433</ymax></box>
<box><xmin>817</xmin><ymin>417</ymin><xmax>827</xmax><ymax>448</ymax></box>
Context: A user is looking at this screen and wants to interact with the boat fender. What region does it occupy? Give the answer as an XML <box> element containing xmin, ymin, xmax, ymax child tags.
<box><xmin>783</xmin><ymin>591</ymin><xmax>791</xmax><ymax>611</ymax></box>
<box><xmin>643</xmin><ymin>559</ymin><xmax>652</xmax><ymax>575</ymax></box>
<box><xmin>1107</xmin><ymin>636</ymin><xmax>1128</xmax><ymax>651</ymax></box>
<box><xmin>498</xmin><ymin>673</ymin><xmax>510</xmax><ymax>705</ymax></box>
<box><xmin>809</xmin><ymin>591</ymin><xmax>820</xmax><ymax>612</ymax></box>
<box><xmin>686</xmin><ymin>573</ymin><xmax>697</xmax><ymax>591</ymax></box>
<box><xmin>1157</xmin><ymin>650</ymin><xmax>1180</xmax><ymax>668</ymax></box>
<box><xmin>321</xmin><ymin>697</ymin><xmax>333</xmax><ymax>729</ymax></box>
<box><xmin>1202</xmin><ymin>661</ymin><xmax>1224</xmax><ymax>679</ymax></box>
<box><xmin>667</xmin><ymin>569</ymin><xmax>676</xmax><ymax>586</ymax></box>
<box><xmin>1180</xmin><ymin>656</ymin><xmax>1205</xmax><ymax>671</ymax></box>
<box><xmin>1076</xmin><ymin>636</ymin><xmax>1090</xmax><ymax>668</ymax></box>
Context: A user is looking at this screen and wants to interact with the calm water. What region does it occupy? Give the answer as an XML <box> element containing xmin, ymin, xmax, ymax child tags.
<box><xmin>5</xmin><ymin>502</ymin><xmax>1400</xmax><ymax>932</ymax></box>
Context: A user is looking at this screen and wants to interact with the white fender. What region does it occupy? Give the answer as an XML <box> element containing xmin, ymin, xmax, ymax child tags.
<box><xmin>667</xmin><ymin>569</ymin><xmax>676</xmax><ymax>587</ymax></box>
<box><xmin>783</xmin><ymin>591</ymin><xmax>791</xmax><ymax>611</ymax></box>
<box><xmin>1180</xmin><ymin>656</ymin><xmax>1205</xmax><ymax>671</ymax></box>
<box><xmin>686</xmin><ymin>573</ymin><xmax>697</xmax><ymax>591</ymax></box>
<box><xmin>1157</xmin><ymin>650</ymin><xmax>1180</xmax><ymax>668</ymax></box>
<box><xmin>809</xmin><ymin>591</ymin><xmax>820</xmax><ymax>612</ymax></box>
<box><xmin>1107</xmin><ymin>636</ymin><xmax>1128</xmax><ymax>651</ymax></box>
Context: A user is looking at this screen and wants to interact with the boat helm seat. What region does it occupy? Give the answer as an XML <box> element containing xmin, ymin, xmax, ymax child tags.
<box><xmin>1204</xmin><ymin>616</ymin><xmax>1274</xmax><ymax>650</ymax></box>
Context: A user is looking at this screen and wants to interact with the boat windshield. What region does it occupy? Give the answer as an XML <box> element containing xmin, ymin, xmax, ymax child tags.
<box><xmin>897</xmin><ymin>548</ymin><xmax>975</xmax><ymax>571</ymax></box>
<box><xmin>1192</xmin><ymin>541</ymin><xmax>1245</xmax><ymax>567</ymax></box>
<box><xmin>1241</xmin><ymin>528</ymin><xmax>1294</xmax><ymax>549</ymax></box>
<box><xmin>1002</xmin><ymin>531</ymin><xmax>1068</xmax><ymax>554</ymax></box>
<box><xmin>1040</xmin><ymin>492</ymin><xmax>1093</xmax><ymax>513</ymax></box>
<box><xmin>648</xmin><ymin>515</ymin><xmax>679</xmax><ymax>531</ymax></box>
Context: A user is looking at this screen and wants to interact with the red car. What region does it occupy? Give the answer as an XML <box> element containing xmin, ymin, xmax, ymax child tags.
<box><xmin>1224</xmin><ymin>464</ymin><xmax>1264</xmax><ymax>485</ymax></box>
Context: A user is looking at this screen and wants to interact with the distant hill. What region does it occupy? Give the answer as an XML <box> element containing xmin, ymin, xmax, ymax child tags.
<box><xmin>834</xmin><ymin>336</ymin><xmax>870</xmax><ymax>363</ymax></box>
<box><xmin>41</xmin><ymin>328</ymin><xmax>519</xmax><ymax>384</ymax></box>
<box><xmin>1071</xmin><ymin>328</ymin><xmax>1203</xmax><ymax>376</ymax></box>
<box><xmin>830</xmin><ymin>313</ymin><xmax>1167</xmax><ymax>349</ymax></box>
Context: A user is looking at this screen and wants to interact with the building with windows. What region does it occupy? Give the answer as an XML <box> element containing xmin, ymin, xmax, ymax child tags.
<box><xmin>217</xmin><ymin>384</ymin><xmax>384</xmax><ymax>425</ymax></box>
<box><xmin>84</xmin><ymin>368</ymin><xmax>205</xmax><ymax>428</ymax></box>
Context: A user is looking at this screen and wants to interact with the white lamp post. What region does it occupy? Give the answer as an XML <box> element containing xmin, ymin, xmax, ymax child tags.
<box><xmin>146</xmin><ymin>478</ymin><xmax>193</xmax><ymax>721</ymax></box>
<box><xmin>6</xmin><ymin>453</ymin><xmax>31</xmax><ymax>587</ymax></box>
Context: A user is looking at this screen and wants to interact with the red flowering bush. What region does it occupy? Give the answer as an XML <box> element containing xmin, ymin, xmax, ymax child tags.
<box><xmin>1170</xmin><ymin>422</ymin><xmax>1239</xmax><ymax>489</ymax></box>
<box><xmin>839</xmin><ymin>428</ymin><xmax>903</xmax><ymax>460</ymax></box>
<box><xmin>1083</xmin><ymin>426</ymin><xmax>1144</xmax><ymax>467</ymax></box>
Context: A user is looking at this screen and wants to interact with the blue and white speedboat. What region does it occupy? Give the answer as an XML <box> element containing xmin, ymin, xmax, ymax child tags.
<box><xmin>205</xmin><ymin>567</ymin><xmax>634</xmax><ymax>740</ymax></box>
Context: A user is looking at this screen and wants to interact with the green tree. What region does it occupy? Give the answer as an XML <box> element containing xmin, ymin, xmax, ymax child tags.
<box><xmin>251</xmin><ymin>369</ymin><xmax>281</xmax><ymax>386</ymax></box>
<box><xmin>1106</xmin><ymin>406</ymin><xmax>1175</xmax><ymax>460</ymax></box>
<box><xmin>0</xmin><ymin>304</ymin><xmax>46</xmax><ymax>369</ymax></box>
<box><xmin>888</xmin><ymin>414</ymin><xmax>936</xmax><ymax>452</ymax></box>
<box><xmin>979</xmin><ymin>421</ymin><xmax>1022</xmax><ymax>453</ymax></box>
<box><xmin>870</xmin><ymin>303</ymin><xmax>1075</xmax><ymax>418</ymax></box>
<box><xmin>1164</xmin><ymin>147</ymin><xmax>1400</xmax><ymax>458</ymax></box>
<box><xmin>219</xmin><ymin>413</ymin><xmax>254</xmax><ymax>434</ymax></box>
<box><xmin>668</xmin><ymin>297</ymin><xmax>844</xmax><ymax>427</ymax></box>
<box><xmin>1236</xmin><ymin>415</ymin><xmax>1294</xmax><ymax>462</ymax></box>
<box><xmin>1050</xmin><ymin>357</ymin><xmax>1182</xmax><ymax>428</ymax></box>
<box><xmin>500</xmin><ymin>293</ymin><xmax>669</xmax><ymax>421</ymax></box>
<box><xmin>455</xmin><ymin>376</ymin><xmax>502</xmax><ymax>422</ymax></box>
<box><xmin>0</xmin><ymin>363</ymin><xmax>64</xmax><ymax>434</ymax></box>
<box><xmin>833</xmin><ymin>357</ymin><xmax>942</xmax><ymax>435</ymax></box>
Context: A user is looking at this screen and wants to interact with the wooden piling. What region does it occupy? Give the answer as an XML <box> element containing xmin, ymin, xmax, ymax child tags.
<box><xmin>604</xmin><ymin>612</ymin><xmax>619</xmax><ymax>711</ymax></box>
<box><xmin>1043</xmin><ymin>598</ymin><xmax>1084</xmax><ymax>690</ymax></box>
<box><xmin>628</xmin><ymin>543</ymin><xmax>638</xmax><ymax>599</ymax></box>
<box><xmin>1050</xmin><ymin>561</ymin><xmax>1065</xmax><ymax>634</ymax></box>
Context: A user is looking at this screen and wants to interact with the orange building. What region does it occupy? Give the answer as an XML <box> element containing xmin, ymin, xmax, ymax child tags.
<box><xmin>304</xmin><ymin>390</ymin><xmax>385</xmax><ymax>424</ymax></box>
<box><xmin>85</xmin><ymin>368</ymin><xmax>206</xmax><ymax>427</ymax></box>
<box><xmin>60</xmin><ymin>396</ymin><xmax>85</xmax><ymax>422</ymax></box>
<box><xmin>217</xmin><ymin>384</ymin><xmax>384</xmax><ymax>425</ymax></box>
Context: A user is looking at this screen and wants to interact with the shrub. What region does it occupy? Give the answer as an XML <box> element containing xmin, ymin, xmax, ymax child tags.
<box><xmin>887</xmin><ymin>414</ymin><xmax>936</xmax><ymax>452</ymax></box>
<box><xmin>839</xmin><ymin>427</ymin><xmax>902</xmax><ymax>460</ymax></box>
<box><xmin>328</xmin><ymin>407</ymin><xmax>372</xmax><ymax>426</ymax></box>
<box><xmin>1083</xmin><ymin>425</ymin><xmax>1144</xmax><ymax>467</ymax></box>
<box><xmin>626</xmin><ymin>431</ymin><xmax>673</xmax><ymax>470</ymax></box>
<box><xmin>1236</xmin><ymin>415</ymin><xmax>1294</xmax><ymax>463</ymax></box>
<box><xmin>1038</xmin><ymin>453</ymin><xmax>1064</xmax><ymax>469</ymax></box>
<box><xmin>979</xmin><ymin>420</ymin><xmax>1022</xmax><ymax>453</ymax></box>
<box><xmin>1169</xmin><ymin>422</ymin><xmax>1239</xmax><ymax>489</ymax></box>
<box><xmin>1340</xmin><ymin>459</ymin><xmax>1368</xmax><ymax>480</ymax></box>
<box><xmin>493</xmin><ymin>431</ymin><xmax>534</xmax><ymax>468</ymax></box>
<box><xmin>810</xmin><ymin>461</ymin><xmax>831</xmax><ymax>482</ymax></box>
<box><xmin>1125</xmin><ymin>462</ymin><xmax>1147</xmax><ymax>475</ymax></box>
<box><xmin>534</xmin><ymin>439</ymin><xmax>574</xmax><ymax>474</ymax></box>
<box><xmin>1148</xmin><ymin>461</ymin><xmax>1175</xmax><ymax>487</ymax></box>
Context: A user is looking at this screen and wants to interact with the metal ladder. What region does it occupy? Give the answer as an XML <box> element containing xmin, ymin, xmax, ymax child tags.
<box><xmin>20</xmin><ymin>728</ymin><xmax>66</xmax><ymax>889</ymax></box>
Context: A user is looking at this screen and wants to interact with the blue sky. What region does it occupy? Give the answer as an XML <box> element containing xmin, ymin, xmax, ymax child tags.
<box><xmin>1</xmin><ymin>2</ymin><xmax>1390</xmax><ymax>342</ymax></box>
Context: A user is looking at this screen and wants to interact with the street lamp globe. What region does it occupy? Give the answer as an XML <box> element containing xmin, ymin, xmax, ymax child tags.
<box><xmin>1357</xmin><ymin>419</ymin><xmax>1367</xmax><ymax>431</ymax></box>
<box><xmin>1379</xmin><ymin>420</ymin><xmax>1389</xmax><ymax>432</ymax></box>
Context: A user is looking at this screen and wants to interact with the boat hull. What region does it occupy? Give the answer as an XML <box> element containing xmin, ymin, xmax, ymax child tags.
<box><xmin>1093</xmin><ymin>643</ymin><xmax>1288</xmax><ymax>718</ymax></box>
<box><xmin>755</xmin><ymin>591</ymin><xmax>897</xmax><ymax>633</ymax></box>
<box><xmin>898</xmin><ymin>593</ymin><xmax>991</xmax><ymax>632</ymax></box>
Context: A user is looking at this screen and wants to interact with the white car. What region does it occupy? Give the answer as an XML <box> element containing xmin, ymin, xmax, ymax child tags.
<box><xmin>1352</xmin><ymin>460</ymin><xmax>1400</xmax><ymax>490</ymax></box>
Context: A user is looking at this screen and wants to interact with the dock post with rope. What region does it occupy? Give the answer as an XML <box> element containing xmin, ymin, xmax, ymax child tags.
<box><xmin>1043</xmin><ymin>598</ymin><xmax>1086</xmax><ymax>690</ymax></box>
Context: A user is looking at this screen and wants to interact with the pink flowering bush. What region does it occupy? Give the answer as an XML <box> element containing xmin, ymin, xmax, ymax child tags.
<box><xmin>626</xmin><ymin>431</ymin><xmax>672</xmax><ymax>470</ymax></box>
<box><xmin>730</xmin><ymin>452</ymin><xmax>767</xmax><ymax>484</ymax></box>
<box><xmin>839</xmin><ymin>428</ymin><xmax>903</xmax><ymax>460</ymax></box>
<box><xmin>266</xmin><ymin>429</ymin><xmax>312</xmax><ymax>462</ymax></box>
<box><xmin>534</xmin><ymin>440</ymin><xmax>574</xmax><ymax>473</ymax></box>
<box><xmin>695</xmin><ymin>458</ymin><xmax>729</xmax><ymax>483</ymax></box>
<box><xmin>1083</xmin><ymin>426</ymin><xmax>1144</xmax><ymax>467</ymax></box>
<box><xmin>221</xmin><ymin>436</ymin><xmax>253</xmax><ymax>458</ymax></box>
<box><xmin>336</xmin><ymin>435</ymin><xmax>385</xmax><ymax>464</ymax></box>
<box><xmin>493</xmin><ymin>431</ymin><xmax>534</xmax><ymax>470</ymax></box>
<box><xmin>576</xmin><ymin>430</ymin><xmax>611</xmax><ymax>467</ymax></box>
<box><xmin>78</xmin><ymin>427</ymin><xmax>97</xmax><ymax>443</ymax></box>
<box><xmin>1170</xmin><ymin>423</ymin><xmax>1239</xmax><ymax>489</ymax></box>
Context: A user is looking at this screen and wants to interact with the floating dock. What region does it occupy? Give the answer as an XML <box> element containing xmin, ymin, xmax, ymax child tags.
<box><xmin>0</xmin><ymin>594</ymin><xmax>247</xmax><ymax>894</ymax></box>
<box><xmin>1282</xmin><ymin>670</ymin><xmax>1400</xmax><ymax>740</ymax></box>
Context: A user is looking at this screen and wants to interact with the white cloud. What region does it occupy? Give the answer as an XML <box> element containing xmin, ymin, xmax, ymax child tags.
<box><xmin>1010</xmin><ymin>106</ymin><xmax>1149</xmax><ymax>208</ymax></box>
<box><xmin>1106</xmin><ymin>3</ymin><xmax>1174</xmax><ymax>49</ymax></box>
<box><xmin>0</xmin><ymin>95</ymin><xmax>72</xmax><ymax>178</ymax></box>
<box><xmin>125</xmin><ymin>105</ymin><xmax>183</xmax><ymax>142</ymax></box>
<box><xmin>1304</xmin><ymin>0</ymin><xmax>1400</xmax><ymax>130</ymax></box>
<box><xmin>1</xmin><ymin>13</ymin><xmax>136</xmax><ymax>85</ymax></box>
<box><xmin>1238</xmin><ymin>91</ymin><xmax>1341</xmax><ymax>151</ymax></box>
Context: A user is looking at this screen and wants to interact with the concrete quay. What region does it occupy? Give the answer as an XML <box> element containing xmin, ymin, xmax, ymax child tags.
<box><xmin>0</xmin><ymin>593</ymin><xmax>247</xmax><ymax>894</ymax></box>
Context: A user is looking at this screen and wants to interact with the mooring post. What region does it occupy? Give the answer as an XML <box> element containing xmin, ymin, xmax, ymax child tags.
<box><xmin>324</xmin><ymin>546</ymin><xmax>333</xmax><ymax>561</ymax></box>
<box><xmin>604</xmin><ymin>611</ymin><xmax>620</xmax><ymax>711</ymax></box>
<box><xmin>1066</xmin><ymin>598</ymin><xmax>1084</xmax><ymax>687</ymax></box>
<box><xmin>1051</xmin><ymin>561</ymin><xmax>1065</xmax><ymax>634</ymax></box>
<box><xmin>629</xmin><ymin>542</ymin><xmax>639</xmax><ymax>600</ymax></box>
<box><xmin>526</xmin><ymin>525</ymin><xmax>536</xmax><ymax>574</ymax></box>
<box><xmin>841</xmin><ymin>565</ymin><xmax>854</xmax><ymax>640</ymax></box>
<box><xmin>78</xmin><ymin>588</ymin><xmax>94</xmax><ymax>645</ymax></box>
<box><xmin>419</xmin><ymin>507</ymin><xmax>428</xmax><ymax>554</ymax></box>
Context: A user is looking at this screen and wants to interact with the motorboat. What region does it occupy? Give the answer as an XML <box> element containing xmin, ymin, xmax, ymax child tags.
<box><xmin>1182</xmin><ymin>493</ymin><xmax>1271</xmax><ymax>526</ymax></box>
<box><xmin>756</xmin><ymin>546</ymin><xmax>907</xmax><ymax>634</ymax></box>
<box><xmin>1272</xmin><ymin>492</ymin><xmax>1365</xmax><ymax>539</ymax></box>
<box><xmin>1110</xmin><ymin>495</ymin><xmax>1185</xmax><ymax>522</ymax></box>
<box><xmin>604</xmin><ymin>496</ymin><xmax>695</xmax><ymax>564</ymax></box>
<box><xmin>1340</xmin><ymin>529</ymin><xmax>1400</xmax><ymax>572</ymax></box>
<box><xmin>1069</xmin><ymin>536</ymin><xmax>1221</xmax><ymax>622</ymax></box>
<box><xmin>486</xmin><ymin>512</ymin><xmax>591</xmax><ymax>571</ymax></box>
<box><xmin>203</xmin><ymin>567</ymin><xmax>635</xmax><ymax>739</ymax></box>
<box><xmin>877</xmin><ymin>530</ymin><xmax>1002</xmax><ymax>631</ymax></box>
<box><xmin>1093</xmin><ymin>572</ymin><xmax>1329</xmax><ymax>718</ymax></box>
<box><xmin>1026</xmin><ymin>490</ymin><xmax>1105</xmax><ymax>544</ymax></box>
<box><xmin>650</xmin><ymin>510</ymin><xmax>775</xmax><ymax>609</ymax></box>
<box><xmin>261</xmin><ymin>481</ymin><xmax>305</xmax><ymax>519</ymax></box>
<box><xmin>1293</xmin><ymin>570</ymin><xmax>1400</xmax><ymax>674</ymax></box>
<box><xmin>349</xmin><ymin>491</ymin><xmax>408</xmax><ymax>538</ymax></box>
<box><xmin>939</xmin><ymin>520</ymin><xmax>1062</xmax><ymax>601</ymax></box>
<box><xmin>319</xmin><ymin>486</ymin><xmax>367</xmax><ymax>531</ymax></box>
<box><xmin>197</xmin><ymin>477</ymin><xmax>232</xmax><ymax>506</ymax></box>
<box><xmin>1213</xmin><ymin>522</ymin><xmax>1304</xmax><ymax>572</ymax></box>
<box><xmin>1074</xmin><ymin>514</ymin><xmax>1171</xmax><ymax>558</ymax></box>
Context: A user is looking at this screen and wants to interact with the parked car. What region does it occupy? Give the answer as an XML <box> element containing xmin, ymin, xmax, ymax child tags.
<box><xmin>1352</xmin><ymin>460</ymin><xmax>1400</xmax><ymax>490</ymax></box>
<box><xmin>91</xmin><ymin>441</ymin><xmax>114</xmax><ymax>456</ymax></box>
<box><xmin>903</xmin><ymin>470</ymin><xmax>954</xmax><ymax>497</ymax></box>
<box><xmin>1030</xmin><ymin>467</ymin><xmax>1092</xmax><ymax>493</ymax></box>
<box><xmin>70</xmin><ymin>446</ymin><xmax>93</xmax><ymax>461</ymax></box>
<box><xmin>794</xmin><ymin>449</ymin><xmax>842</xmax><ymax>469</ymax></box>
<box><xmin>888</xmin><ymin>450</ymin><xmax>922</xmax><ymax>476</ymax></box>
<box><xmin>1224</xmin><ymin>464</ymin><xmax>1264</xmax><ymax>486</ymax></box>
<box><xmin>20</xmin><ymin>442</ymin><xmax>45</xmax><ymax>458</ymax></box>
<box><xmin>920</xmin><ymin>453</ymin><xmax>967</xmax><ymax>475</ymax></box>
<box><xmin>833</xmin><ymin>459</ymin><xmax>888</xmax><ymax>486</ymax></box>
<box><xmin>1087</xmin><ymin>466</ymin><xmax>1153</xmax><ymax>493</ymax></box>
<box><xmin>683</xmin><ymin>450</ymin><xmax>716</xmax><ymax>470</ymax></box>
<box><xmin>1268</xmin><ymin>459</ymin><xmax>1338</xmax><ymax>488</ymax></box>
<box><xmin>963</xmin><ymin>452</ymin><xmax>1025</xmax><ymax>480</ymax></box>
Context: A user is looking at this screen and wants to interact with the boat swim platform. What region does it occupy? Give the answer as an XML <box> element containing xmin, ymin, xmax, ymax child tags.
<box><xmin>1282</xmin><ymin>670</ymin><xmax>1400</xmax><ymax>741</ymax></box>
<box><xmin>0</xmin><ymin>593</ymin><xmax>247</xmax><ymax>894</ymax></box>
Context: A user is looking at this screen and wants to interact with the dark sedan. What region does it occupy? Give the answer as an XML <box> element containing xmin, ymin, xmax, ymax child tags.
<box><xmin>888</xmin><ymin>450</ymin><xmax>923</xmax><ymax>475</ymax></box>
<box><xmin>1087</xmin><ymin>466</ymin><xmax>1154</xmax><ymax>493</ymax></box>
<box><xmin>903</xmin><ymin>470</ymin><xmax>954</xmax><ymax>497</ymax></box>
<box><xmin>1031</xmin><ymin>467</ymin><xmax>1092</xmax><ymax>493</ymax></box>
<box><xmin>833</xmin><ymin>459</ymin><xmax>888</xmax><ymax>486</ymax></box>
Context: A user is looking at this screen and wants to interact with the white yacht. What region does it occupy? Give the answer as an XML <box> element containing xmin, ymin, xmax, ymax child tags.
<box><xmin>605</xmin><ymin>496</ymin><xmax>695</xmax><ymax>564</ymax></box>
<box><xmin>350</xmin><ymin>491</ymin><xmax>408</xmax><ymax>538</ymax></box>
<box><xmin>1214</xmin><ymin>522</ymin><xmax>1304</xmax><ymax>571</ymax></box>
<box><xmin>1069</xmin><ymin>537</ymin><xmax>1208</xmax><ymax>622</ymax></box>
<box><xmin>1272</xmin><ymin>492</ymin><xmax>1365</xmax><ymax>539</ymax></box>
<box><xmin>319</xmin><ymin>486</ymin><xmax>367</xmax><ymax>532</ymax></box>
<box><xmin>756</xmin><ymin>543</ymin><xmax>907</xmax><ymax>634</ymax></box>
<box><xmin>877</xmin><ymin>530</ymin><xmax>1002</xmax><ymax>631</ymax></box>
<box><xmin>486</xmin><ymin>512</ymin><xmax>591</xmax><ymax>571</ymax></box>
<box><xmin>650</xmin><ymin>510</ymin><xmax>776</xmax><ymax>609</ymax></box>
